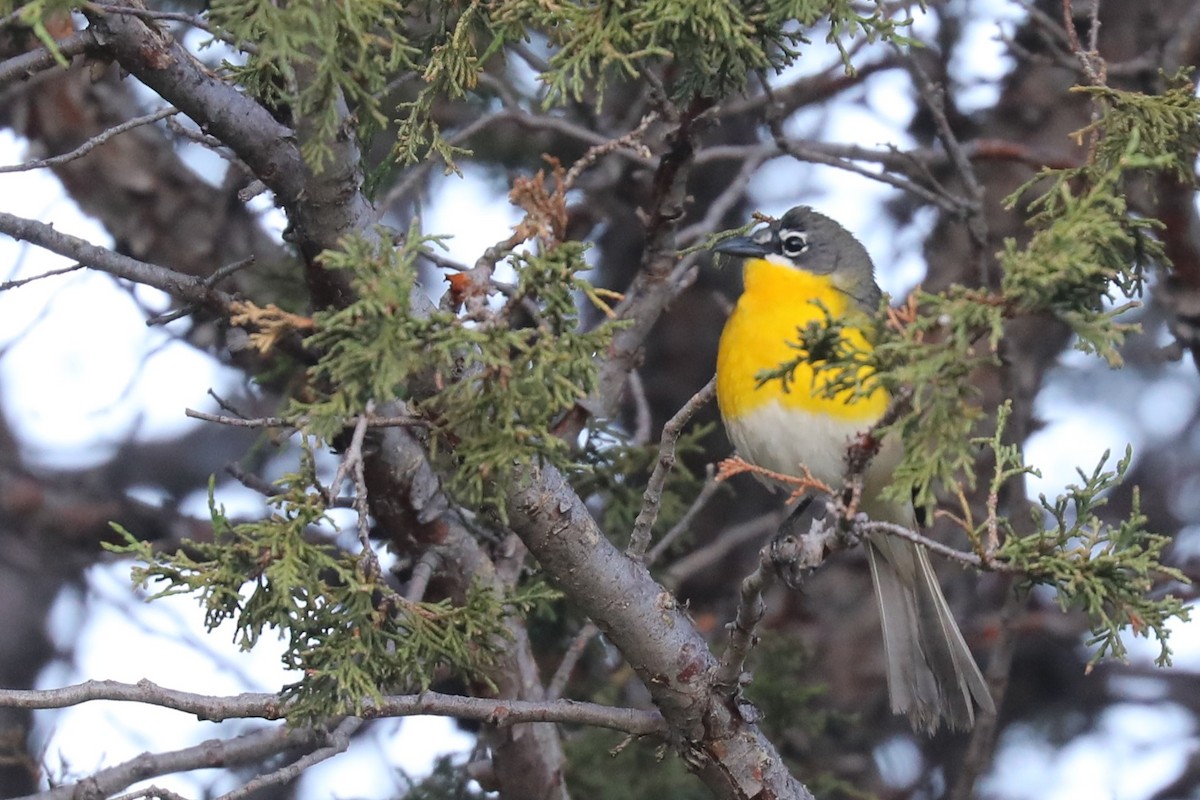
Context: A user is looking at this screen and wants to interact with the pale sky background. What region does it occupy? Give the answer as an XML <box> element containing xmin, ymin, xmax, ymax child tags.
<box><xmin>1</xmin><ymin>2</ymin><xmax>1199</xmax><ymax>797</ymax></box>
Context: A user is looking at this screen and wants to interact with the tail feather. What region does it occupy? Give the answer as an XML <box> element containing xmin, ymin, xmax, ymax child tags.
<box><xmin>865</xmin><ymin>532</ymin><xmax>995</xmax><ymax>733</ymax></box>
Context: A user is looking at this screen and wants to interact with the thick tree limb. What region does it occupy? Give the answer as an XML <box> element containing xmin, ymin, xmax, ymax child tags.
<box><xmin>506</xmin><ymin>462</ymin><xmax>814</xmax><ymax>800</ymax></box>
<box><xmin>363</xmin><ymin>426</ymin><xmax>574</xmax><ymax>800</ymax></box>
<box><xmin>83</xmin><ymin>3</ymin><xmax>373</xmax><ymax>286</ymax></box>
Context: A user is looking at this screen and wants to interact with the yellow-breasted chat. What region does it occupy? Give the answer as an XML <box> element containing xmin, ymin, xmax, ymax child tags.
<box><xmin>713</xmin><ymin>205</ymin><xmax>994</xmax><ymax>733</ymax></box>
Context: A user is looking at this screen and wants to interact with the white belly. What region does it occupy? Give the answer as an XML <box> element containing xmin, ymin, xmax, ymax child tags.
<box><xmin>724</xmin><ymin>400</ymin><xmax>913</xmax><ymax>525</ymax></box>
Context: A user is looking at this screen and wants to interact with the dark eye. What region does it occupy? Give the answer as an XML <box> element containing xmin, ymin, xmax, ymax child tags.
<box><xmin>780</xmin><ymin>230</ymin><xmax>808</xmax><ymax>256</ymax></box>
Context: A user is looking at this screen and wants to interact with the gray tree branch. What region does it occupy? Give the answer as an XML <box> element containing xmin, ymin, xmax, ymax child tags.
<box><xmin>505</xmin><ymin>462</ymin><xmax>815</xmax><ymax>800</ymax></box>
<box><xmin>0</xmin><ymin>679</ymin><xmax>666</xmax><ymax>735</ymax></box>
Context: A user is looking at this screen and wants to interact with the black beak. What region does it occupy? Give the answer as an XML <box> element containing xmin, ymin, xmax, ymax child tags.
<box><xmin>712</xmin><ymin>235</ymin><xmax>769</xmax><ymax>258</ymax></box>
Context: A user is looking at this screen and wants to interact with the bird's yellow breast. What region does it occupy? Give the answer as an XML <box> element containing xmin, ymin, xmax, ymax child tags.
<box><xmin>716</xmin><ymin>258</ymin><xmax>887</xmax><ymax>425</ymax></box>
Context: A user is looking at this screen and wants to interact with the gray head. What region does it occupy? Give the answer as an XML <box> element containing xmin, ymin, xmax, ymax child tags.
<box><xmin>713</xmin><ymin>206</ymin><xmax>882</xmax><ymax>311</ymax></box>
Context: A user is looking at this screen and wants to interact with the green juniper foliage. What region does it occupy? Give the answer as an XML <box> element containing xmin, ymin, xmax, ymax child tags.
<box><xmin>100</xmin><ymin>190</ymin><xmax>606</xmax><ymax>719</ymax></box>
<box><xmin>981</xmin><ymin>406</ymin><xmax>1187</xmax><ymax>666</ymax></box>
<box><xmin>295</xmin><ymin>224</ymin><xmax>611</xmax><ymax>519</ymax></box>
<box><xmin>185</xmin><ymin>0</ymin><xmax>920</xmax><ymax>167</ymax></box>
<box><xmin>999</xmin><ymin>77</ymin><xmax>1200</xmax><ymax>365</ymax></box>
<box><xmin>871</xmin><ymin>286</ymin><xmax>1004</xmax><ymax>507</ymax></box>
<box><xmin>1017</xmin><ymin>452</ymin><xmax>1186</xmax><ymax>666</ymax></box>
<box><xmin>490</xmin><ymin>0</ymin><xmax>916</xmax><ymax>105</ymax></box>
<box><xmin>106</xmin><ymin>458</ymin><xmax>559</xmax><ymax>721</ymax></box>
<box><xmin>206</xmin><ymin>0</ymin><xmax>420</xmax><ymax>169</ymax></box>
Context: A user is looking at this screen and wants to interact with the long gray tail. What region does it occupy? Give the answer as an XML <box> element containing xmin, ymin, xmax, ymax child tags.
<box><xmin>865</xmin><ymin>532</ymin><xmax>995</xmax><ymax>733</ymax></box>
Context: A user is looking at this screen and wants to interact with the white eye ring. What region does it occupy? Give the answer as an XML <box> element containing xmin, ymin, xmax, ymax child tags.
<box><xmin>780</xmin><ymin>230</ymin><xmax>808</xmax><ymax>256</ymax></box>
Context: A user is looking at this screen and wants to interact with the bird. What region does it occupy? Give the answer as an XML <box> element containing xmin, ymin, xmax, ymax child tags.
<box><xmin>712</xmin><ymin>205</ymin><xmax>995</xmax><ymax>733</ymax></box>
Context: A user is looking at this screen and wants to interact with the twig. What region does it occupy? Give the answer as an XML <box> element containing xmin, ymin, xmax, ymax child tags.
<box><xmin>676</xmin><ymin>148</ymin><xmax>772</xmax><ymax>248</ymax></box>
<box><xmin>860</xmin><ymin>519</ymin><xmax>1018</xmax><ymax>573</ymax></box>
<box><xmin>84</xmin><ymin>1</ymin><xmax>253</xmax><ymax>52</ymax></box>
<box><xmin>204</xmin><ymin>256</ymin><xmax>257</xmax><ymax>287</ymax></box>
<box><xmin>0</xmin><ymin>263</ymin><xmax>84</xmax><ymax>291</ymax></box>
<box><xmin>581</xmin><ymin>98</ymin><xmax>709</xmax><ymax>431</ymax></box>
<box><xmin>904</xmin><ymin>53</ymin><xmax>990</xmax><ymax>282</ymax></box>
<box><xmin>759</xmin><ymin>73</ymin><xmax>974</xmax><ymax>214</ymax></box>
<box><xmin>226</xmin><ymin>462</ymin><xmax>282</xmax><ymax>498</ymax></box>
<box><xmin>510</xmin><ymin>41</ymin><xmax>551</xmax><ymax>75</ymax></box>
<box><xmin>405</xmin><ymin>550</ymin><xmax>441</xmax><ymax>603</ymax></box>
<box><xmin>1014</xmin><ymin>0</ymin><xmax>1075</xmax><ymax>51</ymax></box>
<box><xmin>771</xmin><ymin>134</ymin><xmax>969</xmax><ymax>215</ymax></box>
<box><xmin>837</xmin><ymin>387</ymin><xmax>914</xmax><ymax>517</ymax></box>
<box><xmin>0</xmin><ymin>107</ymin><xmax>179</xmax><ymax>174</ymax></box>
<box><xmin>207</xmin><ymin>389</ymin><xmax>247</xmax><ymax>417</ymax></box>
<box><xmin>24</xmin><ymin>724</ymin><xmax>323</xmax><ymax>800</ymax></box>
<box><xmin>985</xmin><ymin>482</ymin><xmax>1002</xmax><ymax>557</ymax></box>
<box><xmin>627</xmin><ymin>378</ymin><xmax>715</xmax><ymax>558</ymax></box>
<box><xmin>85</xmin><ymin>2</ymin><xmax>208</xmax><ymax>25</ymax></box>
<box><xmin>0</xmin><ymin>212</ymin><xmax>234</xmax><ymax>314</ymax></box>
<box><xmin>146</xmin><ymin>256</ymin><xmax>256</xmax><ymax>325</ymax></box>
<box><xmin>185</xmin><ymin>408</ymin><xmax>427</xmax><ymax>429</ymax></box>
<box><xmin>165</xmin><ymin>116</ymin><xmax>234</xmax><ymax>155</ymax></box>
<box><xmin>712</xmin><ymin>543</ymin><xmax>775</xmax><ymax>698</ymax></box>
<box><xmin>476</xmin><ymin>71</ymin><xmax>521</xmax><ymax>110</ymax></box>
<box><xmin>455</xmin><ymin>229</ymin><xmax>527</xmax><ymax>320</ymax></box>
<box><xmin>763</xmin><ymin>496</ymin><xmax>1018</xmax><ymax>599</ymax></box>
<box><xmin>694</xmin><ymin>136</ymin><xmax>1065</xmax><ymax>174</ymax></box>
<box><xmin>442</xmin><ymin>113</ymin><xmax>656</xmax><ymax>319</ymax></box>
<box><xmin>563</xmin><ymin>112</ymin><xmax>657</xmax><ymax>189</ymax></box>
<box><xmin>0</xmin><ymin>679</ymin><xmax>668</xmax><ymax>736</ymax></box>
<box><xmin>419</xmin><ymin>246</ymin><xmax>470</xmax><ymax>273</ymax></box>
<box><xmin>662</xmin><ymin>511</ymin><xmax>783</xmax><ymax>589</ymax></box>
<box><xmin>717</xmin><ymin>56</ymin><xmax>900</xmax><ymax>118</ymax></box>
<box><xmin>217</xmin><ymin>718</ymin><xmax>362</xmax><ymax>800</ymax></box>
<box><xmin>626</xmin><ymin>370</ymin><xmax>653</xmax><ymax>445</ymax></box>
<box><xmin>1062</xmin><ymin>0</ymin><xmax>1105</xmax><ymax>86</ymax></box>
<box><xmin>326</xmin><ymin>404</ymin><xmax>372</xmax><ymax>504</ymax></box>
<box><xmin>640</xmin><ymin>66</ymin><xmax>675</xmax><ymax>121</ymax></box>
<box><xmin>546</xmin><ymin>620</ymin><xmax>600</xmax><ymax>701</ymax></box>
<box><xmin>329</xmin><ymin>400</ymin><xmax>376</xmax><ymax>571</ymax></box>
<box><xmin>645</xmin><ymin>466</ymin><xmax>719</xmax><ymax>567</ymax></box>
<box><xmin>1061</xmin><ymin>0</ymin><xmax>1107</xmax><ymax>159</ymax></box>
<box><xmin>384</xmin><ymin>108</ymin><xmax>656</xmax><ymax>209</ymax></box>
